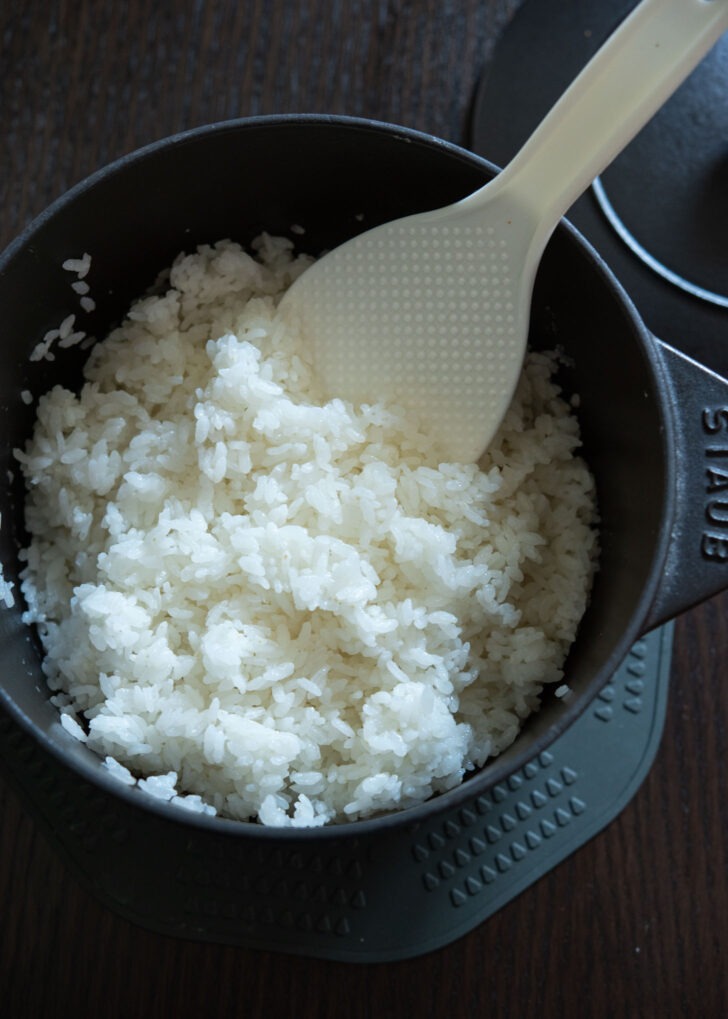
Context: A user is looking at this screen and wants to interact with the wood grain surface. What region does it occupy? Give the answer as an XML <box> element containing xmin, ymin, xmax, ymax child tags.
<box><xmin>1</xmin><ymin>2</ymin><xmax>727</xmax><ymax>1016</ymax></box>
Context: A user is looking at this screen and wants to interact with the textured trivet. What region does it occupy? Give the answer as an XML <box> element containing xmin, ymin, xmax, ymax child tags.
<box><xmin>0</xmin><ymin>625</ymin><xmax>672</xmax><ymax>961</ymax></box>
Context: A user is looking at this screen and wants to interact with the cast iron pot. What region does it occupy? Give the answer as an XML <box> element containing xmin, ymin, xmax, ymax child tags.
<box><xmin>1</xmin><ymin>115</ymin><xmax>727</xmax><ymax>840</ymax></box>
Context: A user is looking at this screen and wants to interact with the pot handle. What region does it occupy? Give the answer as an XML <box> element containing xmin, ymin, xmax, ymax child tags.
<box><xmin>644</xmin><ymin>339</ymin><xmax>728</xmax><ymax>630</ymax></box>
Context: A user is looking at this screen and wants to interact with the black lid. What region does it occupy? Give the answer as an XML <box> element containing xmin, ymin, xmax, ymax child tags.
<box><xmin>470</xmin><ymin>0</ymin><xmax>728</xmax><ymax>375</ymax></box>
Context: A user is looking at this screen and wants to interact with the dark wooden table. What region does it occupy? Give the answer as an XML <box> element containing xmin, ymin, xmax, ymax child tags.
<box><xmin>2</xmin><ymin>2</ymin><xmax>727</xmax><ymax>1016</ymax></box>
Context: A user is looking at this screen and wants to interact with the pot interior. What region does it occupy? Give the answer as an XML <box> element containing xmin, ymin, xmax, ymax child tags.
<box><xmin>0</xmin><ymin>118</ymin><xmax>670</xmax><ymax>826</ymax></box>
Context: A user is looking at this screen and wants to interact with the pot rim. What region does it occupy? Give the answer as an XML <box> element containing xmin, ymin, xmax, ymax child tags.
<box><xmin>0</xmin><ymin>113</ymin><xmax>676</xmax><ymax>841</ymax></box>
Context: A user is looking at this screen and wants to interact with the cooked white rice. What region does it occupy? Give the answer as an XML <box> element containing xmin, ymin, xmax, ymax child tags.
<box><xmin>16</xmin><ymin>234</ymin><xmax>598</xmax><ymax>827</ymax></box>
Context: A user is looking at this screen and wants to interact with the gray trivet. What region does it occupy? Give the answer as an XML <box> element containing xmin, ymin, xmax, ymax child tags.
<box><xmin>0</xmin><ymin>624</ymin><xmax>672</xmax><ymax>961</ymax></box>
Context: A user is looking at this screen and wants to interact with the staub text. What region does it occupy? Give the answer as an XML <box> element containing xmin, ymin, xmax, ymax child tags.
<box><xmin>702</xmin><ymin>408</ymin><xmax>728</xmax><ymax>561</ymax></box>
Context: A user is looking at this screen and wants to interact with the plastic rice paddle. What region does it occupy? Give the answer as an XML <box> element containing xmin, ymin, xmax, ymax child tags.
<box><xmin>281</xmin><ymin>0</ymin><xmax>728</xmax><ymax>462</ymax></box>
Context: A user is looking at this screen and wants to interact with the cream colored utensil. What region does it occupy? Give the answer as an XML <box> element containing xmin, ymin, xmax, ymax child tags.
<box><xmin>281</xmin><ymin>0</ymin><xmax>728</xmax><ymax>461</ymax></box>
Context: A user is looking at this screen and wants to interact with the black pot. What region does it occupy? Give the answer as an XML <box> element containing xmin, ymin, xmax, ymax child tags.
<box><xmin>1</xmin><ymin>115</ymin><xmax>726</xmax><ymax>839</ymax></box>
